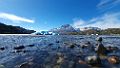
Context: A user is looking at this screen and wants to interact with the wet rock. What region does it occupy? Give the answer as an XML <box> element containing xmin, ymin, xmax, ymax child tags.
<box><xmin>85</xmin><ymin>41</ymin><xmax>91</xmax><ymax>45</ymax></box>
<box><xmin>85</xmin><ymin>55</ymin><xmax>101</xmax><ymax>66</ymax></box>
<box><xmin>56</xmin><ymin>41</ymin><xmax>60</xmax><ymax>43</ymax></box>
<box><xmin>108</xmin><ymin>55</ymin><xmax>120</xmax><ymax>64</ymax></box>
<box><xmin>78</xmin><ymin>60</ymin><xmax>87</xmax><ymax>64</ymax></box>
<box><xmin>81</xmin><ymin>41</ymin><xmax>94</xmax><ymax>51</ymax></box>
<box><xmin>96</xmin><ymin>43</ymin><xmax>107</xmax><ymax>56</ymax></box>
<box><xmin>69</xmin><ymin>44</ymin><xmax>75</xmax><ymax>49</ymax></box>
<box><xmin>81</xmin><ymin>42</ymin><xmax>90</xmax><ymax>48</ymax></box>
<box><xmin>14</xmin><ymin>46</ymin><xmax>25</xmax><ymax>50</ymax></box>
<box><xmin>0</xmin><ymin>47</ymin><xmax>5</xmax><ymax>51</ymax></box>
<box><xmin>56</xmin><ymin>52</ymin><xmax>64</xmax><ymax>64</ymax></box>
<box><xmin>12</xmin><ymin>49</ymin><xmax>28</xmax><ymax>53</ymax></box>
<box><xmin>106</xmin><ymin>46</ymin><xmax>119</xmax><ymax>52</ymax></box>
<box><xmin>28</xmin><ymin>44</ymin><xmax>35</xmax><ymax>47</ymax></box>
<box><xmin>48</xmin><ymin>43</ymin><xmax>54</xmax><ymax>46</ymax></box>
<box><xmin>18</xmin><ymin>62</ymin><xmax>33</xmax><ymax>68</ymax></box>
<box><xmin>0</xmin><ymin>65</ymin><xmax>5</xmax><ymax>68</ymax></box>
<box><xmin>96</xmin><ymin>37</ymin><xmax>102</xmax><ymax>42</ymax></box>
<box><xmin>57</xmin><ymin>57</ymin><xmax>64</xmax><ymax>64</ymax></box>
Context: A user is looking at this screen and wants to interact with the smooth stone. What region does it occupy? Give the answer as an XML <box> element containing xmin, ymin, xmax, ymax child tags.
<box><xmin>85</xmin><ymin>55</ymin><xmax>101</xmax><ymax>66</ymax></box>
<box><xmin>108</xmin><ymin>55</ymin><xmax>120</xmax><ymax>64</ymax></box>
<box><xmin>78</xmin><ymin>60</ymin><xmax>87</xmax><ymax>64</ymax></box>
<box><xmin>0</xmin><ymin>65</ymin><xmax>5</xmax><ymax>68</ymax></box>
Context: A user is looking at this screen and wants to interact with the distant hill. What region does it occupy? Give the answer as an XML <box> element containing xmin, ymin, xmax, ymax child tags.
<box><xmin>50</xmin><ymin>24</ymin><xmax>77</xmax><ymax>35</ymax></box>
<box><xmin>0</xmin><ymin>22</ymin><xmax>36</xmax><ymax>34</ymax></box>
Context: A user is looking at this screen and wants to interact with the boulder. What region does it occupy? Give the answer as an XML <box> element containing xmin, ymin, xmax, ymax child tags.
<box><xmin>96</xmin><ymin>43</ymin><xmax>107</xmax><ymax>56</ymax></box>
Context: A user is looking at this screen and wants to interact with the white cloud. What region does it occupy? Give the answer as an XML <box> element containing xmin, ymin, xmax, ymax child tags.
<box><xmin>0</xmin><ymin>12</ymin><xmax>34</xmax><ymax>23</ymax></box>
<box><xmin>73</xmin><ymin>12</ymin><xmax>120</xmax><ymax>29</ymax></box>
<box><xmin>73</xmin><ymin>19</ymin><xmax>86</xmax><ymax>28</ymax></box>
<box><xmin>97</xmin><ymin>0</ymin><xmax>120</xmax><ymax>9</ymax></box>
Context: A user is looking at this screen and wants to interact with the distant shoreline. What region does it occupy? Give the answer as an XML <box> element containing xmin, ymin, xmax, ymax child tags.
<box><xmin>0</xmin><ymin>34</ymin><xmax>46</xmax><ymax>37</ymax></box>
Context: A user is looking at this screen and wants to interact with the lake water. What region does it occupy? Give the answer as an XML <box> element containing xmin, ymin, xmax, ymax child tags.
<box><xmin>0</xmin><ymin>35</ymin><xmax>120</xmax><ymax>68</ymax></box>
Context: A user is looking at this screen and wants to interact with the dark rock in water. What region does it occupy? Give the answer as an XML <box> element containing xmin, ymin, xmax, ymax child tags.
<box><xmin>14</xmin><ymin>46</ymin><xmax>25</xmax><ymax>50</ymax></box>
<box><xmin>28</xmin><ymin>44</ymin><xmax>35</xmax><ymax>47</ymax></box>
<box><xmin>96</xmin><ymin>37</ymin><xmax>103</xmax><ymax>42</ymax></box>
<box><xmin>96</xmin><ymin>43</ymin><xmax>107</xmax><ymax>56</ymax></box>
<box><xmin>108</xmin><ymin>55</ymin><xmax>120</xmax><ymax>64</ymax></box>
<box><xmin>13</xmin><ymin>49</ymin><xmax>28</xmax><ymax>53</ymax></box>
<box><xmin>56</xmin><ymin>41</ymin><xmax>60</xmax><ymax>43</ymax></box>
<box><xmin>48</xmin><ymin>43</ymin><xmax>54</xmax><ymax>46</ymax></box>
<box><xmin>85</xmin><ymin>41</ymin><xmax>91</xmax><ymax>45</ymax></box>
<box><xmin>106</xmin><ymin>46</ymin><xmax>119</xmax><ymax>52</ymax></box>
<box><xmin>85</xmin><ymin>55</ymin><xmax>101</xmax><ymax>66</ymax></box>
<box><xmin>69</xmin><ymin>44</ymin><xmax>75</xmax><ymax>49</ymax></box>
<box><xmin>81</xmin><ymin>45</ymin><xmax>85</xmax><ymax>49</ymax></box>
<box><xmin>81</xmin><ymin>41</ymin><xmax>91</xmax><ymax>48</ymax></box>
<box><xmin>0</xmin><ymin>47</ymin><xmax>5</xmax><ymax>51</ymax></box>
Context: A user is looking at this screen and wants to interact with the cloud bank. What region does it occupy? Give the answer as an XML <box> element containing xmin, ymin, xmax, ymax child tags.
<box><xmin>73</xmin><ymin>12</ymin><xmax>120</xmax><ymax>29</ymax></box>
<box><xmin>0</xmin><ymin>12</ymin><xmax>34</xmax><ymax>23</ymax></box>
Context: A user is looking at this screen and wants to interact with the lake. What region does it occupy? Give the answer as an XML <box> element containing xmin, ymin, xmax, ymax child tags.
<box><xmin>0</xmin><ymin>35</ymin><xmax>120</xmax><ymax>68</ymax></box>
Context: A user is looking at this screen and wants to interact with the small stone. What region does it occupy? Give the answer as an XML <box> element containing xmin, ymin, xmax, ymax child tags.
<box><xmin>69</xmin><ymin>44</ymin><xmax>75</xmax><ymax>49</ymax></box>
<box><xmin>78</xmin><ymin>60</ymin><xmax>87</xmax><ymax>64</ymax></box>
<box><xmin>14</xmin><ymin>46</ymin><xmax>25</xmax><ymax>50</ymax></box>
<box><xmin>0</xmin><ymin>47</ymin><xmax>5</xmax><ymax>51</ymax></box>
<box><xmin>57</xmin><ymin>57</ymin><xmax>64</xmax><ymax>64</ymax></box>
<box><xmin>108</xmin><ymin>55</ymin><xmax>120</xmax><ymax>64</ymax></box>
<box><xmin>85</xmin><ymin>55</ymin><xmax>101</xmax><ymax>66</ymax></box>
<box><xmin>57</xmin><ymin>52</ymin><xmax>64</xmax><ymax>57</ymax></box>
<box><xmin>48</xmin><ymin>43</ymin><xmax>54</xmax><ymax>46</ymax></box>
<box><xmin>85</xmin><ymin>41</ymin><xmax>91</xmax><ymax>45</ymax></box>
<box><xmin>56</xmin><ymin>41</ymin><xmax>60</xmax><ymax>43</ymax></box>
<box><xmin>28</xmin><ymin>45</ymin><xmax>34</xmax><ymax>47</ymax></box>
<box><xmin>0</xmin><ymin>65</ymin><xmax>5</xmax><ymax>68</ymax></box>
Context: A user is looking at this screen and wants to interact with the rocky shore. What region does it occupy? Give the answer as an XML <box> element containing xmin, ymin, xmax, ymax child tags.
<box><xmin>0</xmin><ymin>35</ymin><xmax>120</xmax><ymax>68</ymax></box>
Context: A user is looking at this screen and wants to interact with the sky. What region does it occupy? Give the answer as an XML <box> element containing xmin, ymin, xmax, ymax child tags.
<box><xmin>0</xmin><ymin>0</ymin><xmax>120</xmax><ymax>31</ymax></box>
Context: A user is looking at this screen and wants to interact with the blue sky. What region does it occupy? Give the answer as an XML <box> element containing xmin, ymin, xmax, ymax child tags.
<box><xmin>0</xmin><ymin>0</ymin><xmax>120</xmax><ymax>31</ymax></box>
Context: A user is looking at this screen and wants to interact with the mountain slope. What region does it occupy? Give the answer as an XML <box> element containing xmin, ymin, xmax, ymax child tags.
<box><xmin>0</xmin><ymin>23</ymin><xmax>35</xmax><ymax>34</ymax></box>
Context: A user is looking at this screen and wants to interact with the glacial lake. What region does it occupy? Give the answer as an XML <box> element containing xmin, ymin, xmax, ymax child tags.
<box><xmin>0</xmin><ymin>35</ymin><xmax>120</xmax><ymax>68</ymax></box>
